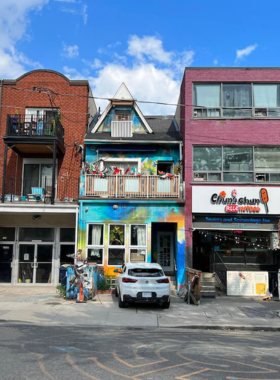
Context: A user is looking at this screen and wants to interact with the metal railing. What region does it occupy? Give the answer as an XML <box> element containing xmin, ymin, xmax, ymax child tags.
<box><xmin>210</xmin><ymin>250</ymin><xmax>228</xmax><ymax>290</ymax></box>
<box><xmin>84</xmin><ymin>174</ymin><xmax>181</xmax><ymax>198</ymax></box>
<box><xmin>6</xmin><ymin>114</ymin><xmax>64</xmax><ymax>144</ymax></box>
<box><xmin>1</xmin><ymin>176</ymin><xmax>79</xmax><ymax>204</ymax></box>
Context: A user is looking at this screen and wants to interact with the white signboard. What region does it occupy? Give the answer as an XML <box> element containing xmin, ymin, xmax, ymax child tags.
<box><xmin>227</xmin><ymin>271</ymin><xmax>269</xmax><ymax>296</ymax></box>
<box><xmin>193</xmin><ymin>186</ymin><xmax>280</xmax><ymax>215</ymax></box>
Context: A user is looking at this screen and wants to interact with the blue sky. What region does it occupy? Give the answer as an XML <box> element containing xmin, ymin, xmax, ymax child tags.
<box><xmin>0</xmin><ymin>0</ymin><xmax>277</xmax><ymax>113</ymax></box>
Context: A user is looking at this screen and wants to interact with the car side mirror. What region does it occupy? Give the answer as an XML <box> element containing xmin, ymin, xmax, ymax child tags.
<box><xmin>113</xmin><ymin>269</ymin><xmax>121</xmax><ymax>273</ymax></box>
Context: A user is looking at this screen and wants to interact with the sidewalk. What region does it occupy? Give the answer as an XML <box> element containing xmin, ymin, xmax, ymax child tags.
<box><xmin>0</xmin><ymin>286</ymin><xmax>279</xmax><ymax>330</ymax></box>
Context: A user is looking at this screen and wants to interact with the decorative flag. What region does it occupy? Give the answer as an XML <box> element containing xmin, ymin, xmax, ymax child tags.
<box><xmin>137</xmin><ymin>172</ymin><xmax>144</xmax><ymax>177</ymax></box>
<box><xmin>132</xmin><ymin>166</ymin><xmax>136</xmax><ymax>175</ymax></box>
<box><xmin>113</xmin><ymin>167</ymin><xmax>121</xmax><ymax>175</ymax></box>
<box><xmin>159</xmin><ymin>172</ymin><xmax>174</xmax><ymax>179</ymax></box>
<box><xmin>158</xmin><ymin>170</ymin><xmax>165</xmax><ymax>175</ymax></box>
<box><xmin>124</xmin><ymin>165</ymin><xmax>130</xmax><ymax>175</ymax></box>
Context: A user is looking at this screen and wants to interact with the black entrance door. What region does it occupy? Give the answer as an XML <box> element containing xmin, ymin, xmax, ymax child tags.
<box><xmin>0</xmin><ymin>244</ymin><xmax>13</xmax><ymax>282</ymax></box>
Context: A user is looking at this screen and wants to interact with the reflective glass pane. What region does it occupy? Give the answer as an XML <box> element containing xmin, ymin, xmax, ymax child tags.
<box><xmin>207</xmin><ymin>109</ymin><xmax>220</xmax><ymax>117</ymax></box>
<box><xmin>19</xmin><ymin>245</ymin><xmax>35</xmax><ymax>262</ymax></box>
<box><xmin>88</xmin><ymin>224</ymin><xmax>104</xmax><ymax>246</ymax></box>
<box><xmin>222</xmin><ymin>109</ymin><xmax>252</xmax><ymax>117</ymax></box>
<box><xmin>253</xmin><ymin>84</ymin><xmax>280</xmax><ymax>107</ymax></box>
<box><xmin>208</xmin><ymin>173</ymin><xmax>222</xmax><ymax>181</ymax></box>
<box><xmin>19</xmin><ymin>263</ymin><xmax>33</xmax><ymax>283</ymax></box>
<box><xmin>223</xmin><ymin>172</ymin><xmax>254</xmax><ymax>182</ymax></box>
<box><xmin>108</xmin><ymin>248</ymin><xmax>125</xmax><ymax>265</ymax></box>
<box><xmin>41</xmin><ymin>164</ymin><xmax>52</xmax><ymax>195</ymax></box>
<box><xmin>222</xmin><ymin>84</ymin><xmax>252</xmax><ymax>107</ymax></box>
<box><xmin>23</xmin><ymin>164</ymin><xmax>39</xmax><ymax>196</ymax></box>
<box><xmin>254</xmin><ymin>147</ymin><xmax>280</xmax><ymax>172</ymax></box>
<box><xmin>109</xmin><ymin>225</ymin><xmax>125</xmax><ymax>246</ymax></box>
<box><xmin>60</xmin><ymin>244</ymin><xmax>75</xmax><ymax>264</ymax></box>
<box><xmin>130</xmin><ymin>225</ymin><xmax>146</xmax><ymax>246</ymax></box>
<box><xmin>193</xmin><ymin>173</ymin><xmax>207</xmax><ymax>181</ymax></box>
<box><xmin>36</xmin><ymin>263</ymin><xmax>52</xmax><ymax>283</ymax></box>
<box><xmin>223</xmin><ymin>147</ymin><xmax>253</xmax><ymax>171</ymax></box>
<box><xmin>60</xmin><ymin>228</ymin><xmax>75</xmax><ymax>242</ymax></box>
<box><xmin>193</xmin><ymin>147</ymin><xmax>222</xmax><ymax>171</ymax></box>
<box><xmin>268</xmin><ymin>108</ymin><xmax>280</xmax><ymax>117</ymax></box>
<box><xmin>270</xmin><ymin>173</ymin><xmax>280</xmax><ymax>181</ymax></box>
<box><xmin>87</xmin><ymin>248</ymin><xmax>103</xmax><ymax>264</ymax></box>
<box><xmin>19</xmin><ymin>228</ymin><xmax>54</xmax><ymax>242</ymax></box>
<box><xmin>193</xmin><ymin>84</ymin><xmax>220</xmax><ymax>107</ymax></box>
<box><xmin>130</xmin><ymin>249</ymin><xmax>146</xmax><ymax>262</ymax></box>
<box><xmin>0</xmin><ymin>227</ymin><xmax>15</xmax><ymax>241</ymax></box>
<box><xmin>37</xmin><ymin>245</ymin><xmax>52</xmax><ymax>262</ymax></box>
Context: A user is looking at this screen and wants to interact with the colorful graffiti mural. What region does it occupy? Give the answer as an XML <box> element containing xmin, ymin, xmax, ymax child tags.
<box><xmin>78</xmin><ymin>200</ymin><xmax>185</xmax><ymax>288</ymax></box>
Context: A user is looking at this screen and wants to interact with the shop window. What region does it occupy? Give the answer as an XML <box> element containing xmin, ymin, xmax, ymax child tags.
<box><xmin>193</xmin><ymin>147</ymin><xmax>222</xmax><ymax>172</ymax></box>
<box><xmin>60</xmin><ymin>228</ymin><xmax>75</xmax><ymax>243</ymax></box>
<box><xmin>0</xmin><ymin>227</ymin><xmax>15</xmax><ymax>241</ymax></box>
<box><xmin>19</xmin><ymin>228</ymin><xmax>54</xmax><ymax>242</ymax></box>
<box><xmin>108</xmin><ymin>224</ymin><xmax>125</xmax><ymax>266</ymax></box>
<box><xmin>223</xmin><ymin>173</ymin><xmax>254</xmax><ymax>182</ymax></box>
<box><xmin>87</xmin><ymin>224</ymin><xmax>104</xmax><ymax>265</ymax></box>
<box><xmin>223</xmin><ymin>147</ymin><xmax>253</xmax><ymax>171</ymax></box>
<box><xmin>130</xmin><ymin>224</ymin><xmax>147</xmax><ymax>262</ymax></box>
<box><xmin>254</xmin><ymin>147</ymin><xmax>280</xmax><ymax>172</ymax></box>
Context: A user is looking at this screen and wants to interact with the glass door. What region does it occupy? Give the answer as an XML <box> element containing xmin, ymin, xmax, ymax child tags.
<box><xmin>19</xmin><ymin>244</ymin><xmax>35</xmax><ymax>283</ymax></box>
<box><xmin>157</xmin><ymin>232</ymin><xmax>174</xmax><ymax>272</ymax></box>
<box><xmin>0</xmin><ymin>244</ymin><xmax>13</xmax><ymax>283</ymax></box>
<box><xmin>18</xmin><ymin>244</ymin><xmax>53</xmax><ymax>284</ymax></box>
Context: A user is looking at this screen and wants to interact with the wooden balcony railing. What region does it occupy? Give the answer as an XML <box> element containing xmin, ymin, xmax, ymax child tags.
<box><xmin>85</xmin><ymin>175</ymin><xmax>181</xmax><ymax>198</ymax></box>
<box><xmin>6</xmin><ymin>114</ymin><xmax>64</xmax><ymax>144</ymax></box>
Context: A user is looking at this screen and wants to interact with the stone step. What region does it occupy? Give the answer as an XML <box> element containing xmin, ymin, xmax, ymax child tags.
<box><xmin>201</xmin><ymin>285</ymin><xmax>216</xmax><ymax>291</ymax></box>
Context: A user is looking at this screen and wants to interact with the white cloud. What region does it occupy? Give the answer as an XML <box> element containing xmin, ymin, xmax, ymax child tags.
<box><xmin>127</xmin><ymin>35</ymin><xmax>173</xmax><ymax>64</ymax></box>
<box><xmin>175</xmin><ymin>51</ymin><xmax>194</xmax><ymax>69</ymax></box>
<box><xmin>107</xmin><ymin>41</ymin><xmax>121</xmax><ymax>49</ymax></box>
<box><xmin>82</xmin><ymin>4</ymin><xmax>87</xmax><ymax>25</ymax></box>
<box><xmin>236</xmin><ymin>44</ymin><xmax>258</xmax><ymax>62</ymax></box>
<box><xmin>82</xmin><ymin>58</ymin><xmax>103</xmax><ymax>69</ymax></box>
<box><xmin>62</xmin><ymin>43</ymin><xmax>79</xmax><ymax>58</ymax></box>
<box><xmin>0</xmin><ymin>0</ymin><xmax>48</xmax><ymax>77</ymax></box>
<box><xmin>213</xmin><ymin>59</ymin><xmax>218</xmax><ymax>65</ymax></box>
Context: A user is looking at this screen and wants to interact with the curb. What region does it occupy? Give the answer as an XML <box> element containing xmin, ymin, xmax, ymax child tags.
<box><xmin>0</xmin><ymin>320</ymin><xmax>279</xmax><ymax>332</ymax></box>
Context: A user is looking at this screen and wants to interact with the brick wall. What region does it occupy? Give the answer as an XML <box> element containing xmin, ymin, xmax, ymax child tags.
<box><xmin>0</xmin><ymin>70</ymin><xmax>89</xmax><ymax>199</ymax></box>
<box><xmin>180</xmin><ymin>68</ymin><xmax>280</xmax><ymax>266</ymax></box>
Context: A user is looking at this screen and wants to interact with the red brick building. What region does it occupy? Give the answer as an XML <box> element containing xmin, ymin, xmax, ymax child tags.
<box><xmin>0</xmin><ymin>69</ymin><xmax>96</xmax><ymax>285</ymax></box>
<box><xmin>178</xmin><ymin>68</ymin><xmax>280</xmax><ymax>296</ymax></box>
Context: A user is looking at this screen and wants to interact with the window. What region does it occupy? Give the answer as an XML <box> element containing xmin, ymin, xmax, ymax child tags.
<box><xmin>60</xmin><ymin>228</ymin><xmax>75</xmax><ymax>243</ymax></box>
<box><xmin>108</xmin><ymin>224</ymin><xmax>125</xmax><ymax>265</ymax></box>
<box><xmin>87</xmin><ymin>224</ymin><xmax>104</xmax><ymax>265</ymax></box>
<box><xmin>193</xmin><ymin>83</ymin><xmax>280</xmax><ymax>118</ymax></box>
<box><xmin>157</xmin><ymin>161</ymin><xmax>174</xmax><ymax>174</ymax></box>
<box><xmin>22</xmin><ymin>160</ymin><xmax>54</xmax><ymax>196</ymax></box>
<box><xmin>130</xmin><ymin>224</ymin><xmax>147</xmax><ymax>262</ymax></box>
<box><xmin>25</xmin><ymin>108</ymin><xmax>59</xmax><ymax>122</ymax></box>
<box><xmin>0</xmin><ymin>227</ymin><xmax>15</xmax><ymax>241</ymax></box>
<box><xmin>115</xmin><ymin>111</ymin><xmax>131</xmax><ymax>121</ymax></box>
<box><xmin>19</xmin><ymin>228</ymin><xmax>54</xmax><ymax>242</ymax></box>
<box><xmin>193</xmin><ymin>146</ymin><xmax>280</xmax><ymax>183</ymax></box>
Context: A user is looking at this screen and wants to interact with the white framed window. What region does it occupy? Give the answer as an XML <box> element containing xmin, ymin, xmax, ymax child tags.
<box><xmin>86</xmin><ymin>223</ymin><xmax>105</xmax><ymax>265</ymax></box>
<box><xmin>25</xmin><ymin>108</ymin><xmax>59</xmax><ymax>122</ymax></box>
<box><xmin>129</xmin><ymin>224</ymin><xmax>147</xmax><ymax>263</ymax></box>
<box><xmin>108</xmin><ymin>224</ymin><xmax>126</xmax><ymax>266</ymax></box>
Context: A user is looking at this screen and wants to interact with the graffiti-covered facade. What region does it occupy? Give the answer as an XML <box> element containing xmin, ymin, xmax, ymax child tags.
<box><xmin>78</xmin><ymin>84</ymin><xmax>185</xmax><ymax>290</ymax></box>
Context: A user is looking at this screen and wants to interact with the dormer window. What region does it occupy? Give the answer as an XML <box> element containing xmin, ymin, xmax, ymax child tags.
<box><xmin>115</xmin><ymin>111</ymin><xmax>131</xmax><ymax>121</ymax></box>
<box><xmin>111</xmin><ymin>111</ymin><xmax>132</xmax><ymax>137</ymax></box>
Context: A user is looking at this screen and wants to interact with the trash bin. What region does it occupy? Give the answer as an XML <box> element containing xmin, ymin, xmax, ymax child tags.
<box><xmin>60</xmin><ymin>265</ymin><xmax>69</xmax><ymax>286</ymax></box>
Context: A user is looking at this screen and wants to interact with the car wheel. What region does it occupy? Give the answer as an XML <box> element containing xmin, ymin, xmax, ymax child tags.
<box><xmin>118</xmin><ymin>293</ymin><xmax>126</xmax><ymax>308</ymax></box>
<box><xmin>115</xmin><ymin>286</ymin><xmax>119</xmax><ymax>297</ymax></box>
<box><xmin>162</xmin><ymin>301</ymin><xmax>170</xmax><ymax>309</ymax></box>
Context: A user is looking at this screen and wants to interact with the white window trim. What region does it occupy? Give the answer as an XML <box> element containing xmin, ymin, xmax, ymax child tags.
<box><xmin>129</xmin><ymin>224</ymin><xmax>147</xmax><ymax>263</ymax></box>
<box><xmin>86</xmin><ymin>223</ymin><xmax>105</xmax><ymax>266</ymax></box>
<box><xmin>108</xmin><ymin>223</ymin><xmax>126</xmax><ymax>267</ymax></box>
<box><xmin>22</xmin><ymin>158</ymin><xmax>58</xmax><ymax>197</ymax></box>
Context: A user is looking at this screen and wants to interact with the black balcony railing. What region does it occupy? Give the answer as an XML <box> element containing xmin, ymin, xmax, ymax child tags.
<box><xmin>6</xmin><ymin>114</ymin><xmax>64</xmax><ymax>144</ymax></box>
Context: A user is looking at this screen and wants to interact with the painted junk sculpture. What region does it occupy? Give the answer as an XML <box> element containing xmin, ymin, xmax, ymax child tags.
<box><xmin>85</xmin><ymin>158</ymin><xmax>174</xmax><ymax>179</ymax></box>
<box><xmin>67</xmin><ymin>249</ymin><xmax>91</xmax><ymax>302</ymax></box>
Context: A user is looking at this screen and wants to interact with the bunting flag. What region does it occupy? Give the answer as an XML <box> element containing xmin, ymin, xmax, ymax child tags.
<box><xmin>113</xmin><ymin>167</ymin><xmax>121</xmax><ymax>175</ymax></box>
<box><xmin>131</xmin><ymin>166</ymin><xmax>136</xmax><ymax>175</ymax></box>
<box><xmin>159</xmin><ymin>172</ymin><xmax>174</xmax><ymax>179</ymax></box>
<box><xmin>100</xmin><ymin>168</ymin><xmax>109</xmax><ymax>178</ymax></box>
<box><xmin>124</xmin><ymin>164</ymin><xmax>130</xmax><ymax>175</ymax></box>
<box><xmin>158</xmin><ymin>170</ymin><xmax>165</xmax><ymax>175</ymax></box>
<box><xmin>136</xmin><ymin>172</ymin><xmax>144</xmax><ymax>177</ymax></box>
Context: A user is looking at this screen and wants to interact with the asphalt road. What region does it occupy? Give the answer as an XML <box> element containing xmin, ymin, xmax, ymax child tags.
<box><xmin>0</xmin><ymin>324</ymin><xmax>280</xmax><ymax>380</ymax></box>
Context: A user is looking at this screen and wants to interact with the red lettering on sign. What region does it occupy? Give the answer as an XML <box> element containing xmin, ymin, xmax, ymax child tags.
<box><xmin>225</xmin><ymin>205</ymin><xmax>239</xmax><ymax>212</ymax></box>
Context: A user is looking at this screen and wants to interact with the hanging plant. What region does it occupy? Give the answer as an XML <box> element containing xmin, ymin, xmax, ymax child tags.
<box><xmin>110</xmin><ymin>226</ymin><xmax>124</xmax><ymax>245</ymax></box>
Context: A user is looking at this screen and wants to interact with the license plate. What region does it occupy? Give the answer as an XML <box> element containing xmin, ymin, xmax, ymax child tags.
<box><xmin>142</xmin><ymin>292</ymin><xmax>152</xmax><ymax>298</ymax></box>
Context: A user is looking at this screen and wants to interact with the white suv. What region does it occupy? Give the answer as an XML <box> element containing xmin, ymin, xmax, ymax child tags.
<box><xmin>114</xmin><ymin>263</ymin><xmax>170</xmax><ymax>309</ymax></box>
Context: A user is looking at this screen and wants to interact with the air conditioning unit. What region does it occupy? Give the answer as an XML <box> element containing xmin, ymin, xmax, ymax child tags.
<box><xmin>111</xmin><ymin>121</ymin><xmax>133</xmax><ymax>138</ymax></box>
<box><xmin>255</xmin><ymin>173</ymin><xmax>267</xmax><ymax>182</ymax></box>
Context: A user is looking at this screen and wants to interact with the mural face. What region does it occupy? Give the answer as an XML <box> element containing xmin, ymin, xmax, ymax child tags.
<box><xmin>78</xmin><ymin>201</ymin><xmax>185</xmax><ymax>288</ymax></box>
<box><xmin>97</xmin><ymin>106</ymin><xmax>146</xmax><ymax>134</ymax></box>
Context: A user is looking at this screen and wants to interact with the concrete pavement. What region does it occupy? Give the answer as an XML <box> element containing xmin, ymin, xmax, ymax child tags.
<box><xmin>0</xmin><ymin>286</ymin><xmax>279</xmax><ymax>330</ymax></box>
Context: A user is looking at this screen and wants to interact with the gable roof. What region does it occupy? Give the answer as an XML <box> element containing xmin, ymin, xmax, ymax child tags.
<box><xmin>90</xmin><ymin>83</ymin><xmax>153</xmax><ymax>134</ymax></box>
<box><xmin>85</xmin><ymin>116</ymin><xmax>182</xmax><ymax>142</ymax></box>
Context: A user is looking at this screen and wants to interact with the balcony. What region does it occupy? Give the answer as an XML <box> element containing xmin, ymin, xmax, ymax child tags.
<box><xmin>84</xmin><ymin>175</ymin><xmax>182</xmax><ymax>199</ymax></box>
<box><xmin>4</xmin><ymin>114</ymin><xmax>65</xmax><ymax>155</ymax></box>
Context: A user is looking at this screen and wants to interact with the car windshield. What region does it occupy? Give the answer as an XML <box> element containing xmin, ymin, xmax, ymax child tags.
<box><xmin>128</xmin><ymin>268</ymin><xmax>164</xmax><ymax>277</ymax></box>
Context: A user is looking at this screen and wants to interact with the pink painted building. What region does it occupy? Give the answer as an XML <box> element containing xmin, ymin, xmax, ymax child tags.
<box><xmin>178</xmin><ymin>68</ymin><xmax>280</xmax><ymax>296</ymax></box>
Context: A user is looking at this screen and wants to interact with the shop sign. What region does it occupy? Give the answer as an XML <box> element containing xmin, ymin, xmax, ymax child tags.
<box><xmin>193</xmin><ymin>215</ymin><xmax>278</xmax><ymax>231</ymax></box>
<box><xmin>193</xmin><ymin>186</ymin><xmax>280</xmax><ymax>215</ymax></box>
<box><xmin>227</xmin><ymin>271</ymin><xmax>268</xmax><ymax>296</ymax></box>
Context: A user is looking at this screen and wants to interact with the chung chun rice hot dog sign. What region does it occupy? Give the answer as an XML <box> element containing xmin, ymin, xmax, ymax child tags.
<box><xmin>192</xmin><ymin>186</ymin><xmax>278</xmax><ymax>214</ymax></box>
